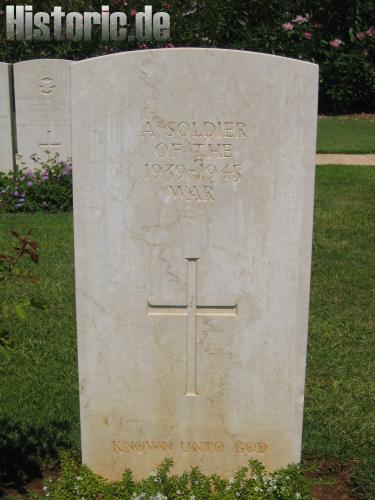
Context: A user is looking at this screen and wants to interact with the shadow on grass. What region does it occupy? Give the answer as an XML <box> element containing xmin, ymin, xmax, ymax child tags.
<box><xmin>0</xmin><ymin>419</ymin><xmax>74</xmax><ymax>496</ymax></box>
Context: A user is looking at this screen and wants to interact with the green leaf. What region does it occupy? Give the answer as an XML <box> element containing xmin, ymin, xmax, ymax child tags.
<box><xmin>1</xmin><ymin>303</ymin><xmax>10</xmax><ymax>316</ymax></box>
<box><xmin>14</xmin><ymin>303</ymin><xmax>28</xmax><ymax>320</ymax></box>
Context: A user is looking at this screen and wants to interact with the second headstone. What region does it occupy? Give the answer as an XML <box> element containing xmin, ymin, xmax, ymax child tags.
<box><xmin>0</xmin><ymin>62</ymin><xmax>14</xmax><ymax>172</ymax></box>
<box><xmin>14</xmin><ymin>59</ymin><xmax>72</xmax><ymax>167</ymax></box>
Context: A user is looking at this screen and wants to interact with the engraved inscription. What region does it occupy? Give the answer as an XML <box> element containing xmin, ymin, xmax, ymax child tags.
<box><xmin>113</xmin><ymin>441</ymin><xmax>172</xmax><ymax>454</ymax></box>
<box><xmin>113</xmin><ymin>440</ymin><xmax>269</xmax><ymax>454</ymax></box>
<box><xmin>168</xmin><ymin>185</ymin><xmax>214</xmax><ymax>202</ymax></box>
<box><xmin>39</xmin><ymin>77</ymin><xmax>56</xmax><ymax>95</ymax></box>
<box><xmin>141</xmin><ymin>120</ymin><xmax>248</xmax><ymax>201</ymax></box>
<box><xmin>148</xmin><ymin>258</ymin><xmax>237</xmax><ymax>397</ymax></box>
<box><xmin>164</xmin><ymin>121</ymin><xmax>248</xmax><ymax>138</ymax></box>
<box><xmin>180</xmin><ymin>441</ymin><xmax>224</xmax><ymax>453</ymax></box>
<box><xmin>144</xmin><ymin>162</ymin><xmax>242</xmax><ymax>183</ymax></box>
<box><xmin>234</xmin><ymin>442</ymin><xmax>269</xmax><ymax>454</ymax></box>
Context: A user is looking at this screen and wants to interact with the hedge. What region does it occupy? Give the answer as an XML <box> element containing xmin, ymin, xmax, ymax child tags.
<box><xmin>0</xmin><ymin>0</ymin><xmax>374</xmax><ymax>113</ymax></box>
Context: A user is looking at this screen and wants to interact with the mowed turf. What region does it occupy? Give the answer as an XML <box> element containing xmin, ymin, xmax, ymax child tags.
<box><xmin>0</xmin><ymin>166</ymin><xmax>374</xmax><ymax>497</ymax></box>
<box><xmin>303</xmin><ymin>166</ymin><xmax>375</xmax><ymax>497</ymax></box>
<box><xmin>0</xmin><ymin>213</ymin><xmax>79</xmax><ymax>492</ymax></box>
<box><xmin>317</xmin><ymin>117</ymin><xmax>375</xmax><ymax>154</ymax></box>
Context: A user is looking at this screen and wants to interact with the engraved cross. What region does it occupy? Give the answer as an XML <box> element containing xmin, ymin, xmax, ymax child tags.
<box><xmin>148</xmin><ymin>258</ymin><xmax>237</xmax><ymax>397</ymax></box>
<box><xmin>39</xmin><ymin>130</ymin><xmax>61</xmax><ymax>152</ymax></box>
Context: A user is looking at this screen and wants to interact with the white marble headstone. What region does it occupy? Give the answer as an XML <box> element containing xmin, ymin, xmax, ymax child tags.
<box><xmin>14</xmin><ymin>59</ymin><xmax>71</xmax><ymax>166</ymax></box>
<box><xmin>0</xmin><ymin>63</ymin><xmax>14</xmax><ymax>173</ymax></box>
<box><xmin>72</xmin><ymin>49</ymin><xmax>318</xmax><ymax>480</ymax></box>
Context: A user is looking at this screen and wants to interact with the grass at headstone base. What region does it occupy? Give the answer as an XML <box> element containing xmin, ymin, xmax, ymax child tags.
<box><xmin>0</xmin><ymin>166</ymin><xmax>374</xmax><ymax>498</ymax></box>
<box><xmin>317</xmin><ymin>116</ymin><xmax>375</xmax><ymax>154</ymax></box>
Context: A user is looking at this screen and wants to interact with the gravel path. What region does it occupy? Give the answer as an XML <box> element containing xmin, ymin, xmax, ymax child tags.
<box><xmin>316</xmin><ymin>154</ymin><xmax>375</xmax><ymax>165</ymax></box>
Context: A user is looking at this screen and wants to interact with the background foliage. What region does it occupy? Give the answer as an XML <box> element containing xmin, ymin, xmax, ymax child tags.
<box><xmin>0</xmin><ymin>0</ymin><xmax>374</xmax><ymax>113</ymax></box>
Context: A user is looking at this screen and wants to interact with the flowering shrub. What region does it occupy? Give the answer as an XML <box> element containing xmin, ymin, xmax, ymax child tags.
<box><xmin>276</xmin><ymin>12</ymin><xmax>375</xmax><ymax>112</ymax></box>
<box><xmin>39</xmin><ymin>455</ymin><xmax>310</xmax><ymax>499</ymax></box>
<box><xmin>0</xmin><ymin>154</ymin><xmax>72</xmax><ymax>213</ymax></box>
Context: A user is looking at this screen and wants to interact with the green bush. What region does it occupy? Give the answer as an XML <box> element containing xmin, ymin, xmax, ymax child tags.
<box><xmin>0</xmin><ymin>154</ymin><xmax>72</xmax><ymax>213</ymax></box>
<box><xmin>319</xmin><ymin>51</ymin><xmax>375</xmax><ymax>113</ymax></box>
<box><xmin>38</xmin><ymin>455</ymin><xmax>311</xmax><ymax>499</ymax></box>
<box><xmin>0</xmin><ymin>0</ymin><xmax>374</xmax><ymax>113</ymax></box>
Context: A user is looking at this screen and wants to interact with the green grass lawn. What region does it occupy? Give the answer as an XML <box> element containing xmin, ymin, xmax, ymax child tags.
<box><xmin>0</xmin><ymin>214</ymin><xmax>79</xmax><ymax>495</ymax></box>
<box><xmin>304</xmin><ymin>166</ymin><xmax>375</xmax><ymax>497</ymax></box>
<box><xmin>0</xmin><ymin>166</ymin><xmax>374</xmax><ymax>497</ymax></box>
<box><xmin>317</xmin><ymin>117</ymin><xmax>375</xmax><ymax>154</ymax></box>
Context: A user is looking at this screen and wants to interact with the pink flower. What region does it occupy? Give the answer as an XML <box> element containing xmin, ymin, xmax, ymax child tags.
<box><xmin>356</xmin><ymin>32</ymin><xmax>366</xmax><ymax>40</ymax></box>
<box><xmin>314</xmin><ymin>22</ymin><xmax>322</xmax><ymax>29</ymax></box>
<box><xmin>131</xmin><ymin>8</ymin><xmax>137</xmax><ymax>16</ymax></box>
<box><xmin>304</xmin><ymin>32</ymin><xmax>313</xmax><ymax>40</ymax></box>
<box><xmin>163</xmin><ymin>2</ymin><xmax>172</xmax><ymax>10</ymax></box>
<box><xmin>367</xmin><ymin>27</ymin><xmax>375</xmax><ymax>37</ymax></box>
<box><xmin>329</xmin><ymin>38</ymin><xmax>343</xmax><ymax>48</ymax></box>
<box><xmin>293</xmin><ymin>15</ymin><xmax>307</xmax><ymax>24</ymax></box>
<box><xmin>138</xmin><ymin>43</ymin><xmax>148</xmax><ymax>49</ymax></box>
<box><xmin>123</xmin><ymin>0</ymin><xmax>128</xmax><ymax>4</ymax></box>
<box><xmin>282</xmin><ymin>22</ymin><xmax>293</xmax><ymax>31</ymax></box>
<box><xmin>165</xmin><ymin>43</ymin><xmax>174</xmax><ymax>48</ymax></box>
<box><xmin>27</xmin><ymin>181</ymin><xmax>33</xmax><ymax>187</ymax></box>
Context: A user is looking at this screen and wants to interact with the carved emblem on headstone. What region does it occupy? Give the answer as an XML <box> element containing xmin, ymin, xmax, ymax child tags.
<box><xmin>39</xmin><ymin>77</ymin><xmax>56</xmax><ymax>95</ymax></box>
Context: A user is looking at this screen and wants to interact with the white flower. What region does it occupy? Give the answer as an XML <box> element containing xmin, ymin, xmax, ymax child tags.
<box><xmin>190</xmin><ymin>496</ymin><xmax>196</xmax><ymax>500</ymax></box>
<box><xmin>293</xmin><ymin>15</ymin><xmax>308</xmax><ymax>24</ymax></box>
<box><xmin>43</xmin><ymin>486</ymin><xmax>48</xmax><ymax>491</ymax></box>
<box><xmin>150</xmin><ymin>470</ymin><xmax>158</xmax><ymax>477</ymax></box>
<box><xmin>295</xmin><ymin>493</ymin><xmax>301</xmax><ymax>499</ymax></box>
<box><xmin>151</xmin><ymin>494</ymin><xmax>167</xmax><ymax>500</ymax></box>
<box><xmin>76</xmin><ymin>475</ymin><xmax>83</xmax><ymax>481</ymax></box>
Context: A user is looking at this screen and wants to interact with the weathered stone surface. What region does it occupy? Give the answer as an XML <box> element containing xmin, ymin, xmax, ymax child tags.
<box><xmin>14</xmin><ymin>59</ymin><xmax>71</xmax><ymax>166</ymax></box>
<box><xmin>72</xmin><ymin>49</ymin><xmax>318</xmax><ymax>480</ymax></box>
<box><xmin>0</xmin><ymin>63</ymin><xmax>14</xmax><ymax>173</ymax></box>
